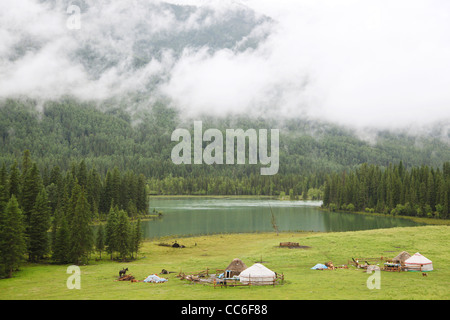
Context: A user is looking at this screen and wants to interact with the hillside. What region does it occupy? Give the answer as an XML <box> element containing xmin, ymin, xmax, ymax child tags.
<box><xmin>1</xmin><ymin>97</ymin><xmax>449</xmax><ymax>181</ymax></box>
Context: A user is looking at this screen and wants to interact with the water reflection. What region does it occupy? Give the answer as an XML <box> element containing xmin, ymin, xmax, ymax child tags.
<box><xmin>139</xmin><ymin>198</ymin><xmax>423</xmax><ymax>239</ymax></box>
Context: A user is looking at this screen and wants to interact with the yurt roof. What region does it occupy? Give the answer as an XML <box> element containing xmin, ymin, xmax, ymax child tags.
<box><xmin>226</xmin><ymin>258</ymin><xmax>247</xmax><ymax>272</ymax></box>
<box><xmin>393</xmin><ymin>251</ymin><xmax>411</xmax><ymax>262</ymax></box>
<box><xmin>404</xmin><ymin>252</ymin><xmax>432</xmax><ymax>265</ymax></box>
<box><xmin>239</xmin><ymin>263</ymin><xmax>275</xmax><ymax>277</ymax></box>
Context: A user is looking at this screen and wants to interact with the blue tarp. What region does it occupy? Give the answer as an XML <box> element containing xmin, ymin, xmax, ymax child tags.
<box><xmin>311</xmin><ymin>264</ymin><xmax>328</xmax><ymax>270</ymax></box>
<box><xmin>218</xmin><ymin>272</ymin><xmax>239</xmax><ymax>280</ymax></box>
<box><xmin>143</xmin><ymin>274</ymin><xmax>168</xmax><ymax>283</ymax></box>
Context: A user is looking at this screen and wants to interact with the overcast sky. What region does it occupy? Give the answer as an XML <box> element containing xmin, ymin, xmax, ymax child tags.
<box><xmin>1</xmin><ymin>0</ymin><xmax>450</xmax><ymax>131</ymax></box>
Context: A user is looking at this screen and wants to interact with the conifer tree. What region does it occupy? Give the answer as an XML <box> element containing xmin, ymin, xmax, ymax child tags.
<box><xmin>0</xmin><ymin>163</ymin><xmax>9</xmax><ymax>213</ymax></box>
<box><xmin>136</xmin><ymin>174</ymin><xmax>149</xmax><ymax>214</ymax></box>
<box><xmin>100</xmin><ymin>170</ymin><xmax>113</xmax><ymax>214</ymax></box>
<box><xmin>21</xmin><ymin>150</ymin><xmax>33</xmax><ymax>183</ymax></box>
<box><xmin>95</xmin><ymin>224</ymin><xmax>105</xmax><ymax>260</ymax></box>
<box><xmin>131</xmin><ymin>218</ymin><xmax>143</xmax><ymax>259</ymax></box>
<box><xmin>49</xmin><ymin>165</ymin><xmax>62</xmax><ymax>187</ymax></box>
<box><xmin>50</xmin><ymin>205</ymin><xmax>62</xmax><ymax>253</ymax></box>
<box><xmin>67</xmin><ymin>181</ymin><xmax>82</xmax><ymax>226</ymax></box>
<box><xmin>52</xmin><ymin>214</ymin><xmax>70</xmax><ymax>264</ymax></box>
<box><xmin>69</xmin><ymin>190</ymin><xmax>93</xmax><ymax>265</ymax></box>
<box><xmin>0</xmin><ymin>196</ymin><xmax>27</xmax><ymax>278</ymax></box>
<box><xmin>21</xmin><ymin>162</ymin><xmax>42</xmax><ymax>227</ymax></box>
<box><xmin>9</xmin><ymin>161</ymin><xmax>21</xmax><ymax>200</ymax></box>
<box><xmin>77</xmin><ymin>160</ymin><xmax>88</xmax><ymax>189</ymax></box>
<box><xmin>116</xmin><ymin>209</ymin><xmax>131</xmax><ymax>261</ymax></box>
<box><xmin>87</xmin><ymin>167</ymin><xmax>102</xmax><ymax>219</ymax></box>
<box><xmin>111</xmin><ymin>168</ymin><xmax>122</xmax><ymax>209</ymax></box>
<box><xmin>28</xmin><ymin>189</ymin><xmax>51</xmax><ymax>262</ymax></box>
<box><xmin>105</xmin><ymin>205</ymin><xmax>119</xmax><ymax>259</ymax></box>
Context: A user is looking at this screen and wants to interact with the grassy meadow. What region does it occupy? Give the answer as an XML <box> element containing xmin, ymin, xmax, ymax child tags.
<box><xmin>0</xmin><ymin>225</ymin><xmax>449</xmax><ymax>300</ymax></box>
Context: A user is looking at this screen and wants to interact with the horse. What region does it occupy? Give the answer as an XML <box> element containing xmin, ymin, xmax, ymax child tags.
<box><xmin>119</xmin><ymin>268</ymin><xmax>128</xmax><ymax>278</ymax></box>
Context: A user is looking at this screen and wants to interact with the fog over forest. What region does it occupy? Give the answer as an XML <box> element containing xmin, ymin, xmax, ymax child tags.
<box><xmin>1</xmin><ymin>0</ymin><xmax>450</xmax><ymax>138</ymax></box>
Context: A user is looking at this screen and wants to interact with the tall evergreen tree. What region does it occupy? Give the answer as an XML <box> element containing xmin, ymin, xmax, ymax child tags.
<box><xmin>52</xmin><ymin>214</ymin><xmax>70</xmax><ymax>264</ymax></box>
<box><xmin>0</xmin><ymin>196</ymin><xmax>27</xmax><ymax>278</ymax></box>
<box><xmin>21</xmin><ymin>162</ymin><xmax>42</xmax><ymax>228</ymax></box>
<box><xmin>67</xmin><ymin>181</ymin><xmax>82</xmax><ymax>226</ymax></box>
<box><xmin>131</xmin><ymin>218</ymin><xmax>143</xmax><ymax>259</ymax></box>
<box><xmin>69</xmin><ymin>190</ymin><xmax>93</xmax><ymax>265</ymax></box>
<box><xmin>21</xmin><ymin>150</ymin><xmax>33</xmax><ymax>184</ymax></box>
<box><xmin>0</xmin><ymin>163</ymin><xmax>9</xmax><ymax>213</ymax></box>
<box><xmin>87</xmin><ymin>166</ymin><xmax>102</xmax><ymax>219</ymax></box>
<box><xmin>28</xmin><ymin>189</ymin><xmax>51</xmax><ymax>262</ymax></box>
<box><xmin>136</xmin><ymin>174</ymin><xmax>149</xmax><ymax>214</ymax></box>
<box><xmin>115</xmin><ymin>209</ymin><xmax>131</xmax><ymax>261</ymax></box>
<box><xmin>105</xmin><ymin>205</ymin><xmax>119</xmax><ymax>260</ymax></box>
<box><xmin>95</xmin><ymin>224</ymin><xmax>105</xmax><ymax>260</ymax></box>
<box><xmin>9</xmin><ymin>161</ymin><xmax>21</xmax><ymax>200</ymax></box>
<box><xmin>77</xmin><ymin>160</ymin><xmax>88</xmax><ymax>189</ymax></box>
<box><xmin>111</xmin><ymin>167</ymin><xmax>122</xmax><ymax>209</ymax></box>
<box><xmin>100</xmin><ymin>170</ymin><xmax>113</xmax><ymax>214</ymax></box>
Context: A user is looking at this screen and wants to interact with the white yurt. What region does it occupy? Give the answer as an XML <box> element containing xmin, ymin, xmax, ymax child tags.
<box><xmin>239</xmin><ymin>263</ymin><xmax>276</xmax><ymax>285</ymax></box>
<box><xmin>404</xmin><ymin>252</ymin><xmax>433</xmax><ymax>272</ymax></box>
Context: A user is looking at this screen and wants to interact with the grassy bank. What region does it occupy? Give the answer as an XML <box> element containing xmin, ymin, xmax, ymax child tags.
<box><xmin>319</xmin><ymin>207</ymin><xmax>450</xmax><ymax>226</ymax></box>
<box><xmin>0</xmin><ymin>226</ymin><xmax>449</xmax><ymax>300</ymax></box>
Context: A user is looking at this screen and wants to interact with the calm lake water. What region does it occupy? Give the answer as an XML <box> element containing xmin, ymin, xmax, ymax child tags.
<box><xmin>141</xmin><ymin>198</ymin><xmax>424</xmax><ymax>239</ymax></box>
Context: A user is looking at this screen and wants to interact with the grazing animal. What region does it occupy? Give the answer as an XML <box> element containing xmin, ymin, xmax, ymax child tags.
<box><xmin>119</xmin><ymin>268</ymin><xmax>128</xmax><ymax>278</ymax></box>
<box><xmin>422</xmin><ymin>273</ymin><xmax>427</xmax><ymax>277</ymax></box>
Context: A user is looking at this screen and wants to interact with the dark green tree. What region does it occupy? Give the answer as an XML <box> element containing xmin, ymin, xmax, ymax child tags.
<box><xmin>115</xmin><ymin>209</ymin><xmax>131</xmax><ymax>261</ymax></box>
<box><xmin>21</xmin><ymin>162</ymin><xmax>42</xmax><ymax>229</ymax></box>
<box><xmin>130</xmin><ymin>218</ymin><xmax>143</xmax><ymax>259</ymax></box>
<box><xmin>76</xmin><ymin>160</ymin><xmax>88</xmax><ymax>189</ymax></box>
<box><xmin>95</xmin><ymin>224</ymin><xmax>105</xmax><ymax>260</ymax></box>
<box><xmin>87</xmin><ymin>166</ymin><xmax>102</xmax><ymax>219</ymax></box>
<box><xmin>105</xmin><ymin>205</ymin><xmax>119</xmax><ymax>260</ymax></box>
<box><xmin>111</xmin><ymin>167</ymin><xmax>122</xmax><ymax>210</ymax></box>
<box><xmin>136</xmin><ymin>174</ymin><xmax>149</xmax><ymax>214</ymax></box>
<box><xmin>28</xmin><ymin>189</ymin><xmax>51</xmax><ymax>262</ymax></box>
<box><xmin>0</xmin><ymin>163</ymin><xmax>9</xmax><ymax>213</ymax></box>
<box><xmin>68</xmin><ymin>190</ymin><xmax>93</xmax><ymax>265</ymax></box>
<box><xmin>52</xmin><ymin>214</ymin><xmax>70</xmax><ymax>264</ymax></box>
<box><xmin>100</xmin><ymin>170</ymin><xmax>113</xmax><ymax>214</ymax></box>
<box><xmin>0</xmin><ymin>196</ymin><xmax>27</xmax><ymax>278</ymax></box>
<box><xmin>9</xmin><ymin>161</ymin><xmax>21</xmax><ymax>200</ymax></box>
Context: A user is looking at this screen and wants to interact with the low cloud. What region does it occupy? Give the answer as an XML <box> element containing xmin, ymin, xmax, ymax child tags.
<box><xmin>1</xmin><ymin>0</ymin><xmax>450</xmax><ymax>131</ymax></box>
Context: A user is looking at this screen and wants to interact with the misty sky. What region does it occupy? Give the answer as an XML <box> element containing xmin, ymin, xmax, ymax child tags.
<box><xmin>1</xmin><ymin>0</ymin><xmax>450</xmax><ymax>130</ymax></box>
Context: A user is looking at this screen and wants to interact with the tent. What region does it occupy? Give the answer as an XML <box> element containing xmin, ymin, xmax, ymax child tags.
<box><xmin>239</xmin><ymin>263</ymin><xmax>276</xmax><ymax>285</ymax></box>
<box><xmin>366</xmin><ymin>265</ymin><xmax>380</xmax><ymax>272</ymax></box>
<box><xmin>392</xmin><ymin>251</ymin><xmax>411</xmax><ymax>264</ymax></box>
<box><xmin>225</xmin><ymin>258</ymin><xmax>247</xmax><ymax>278</ymax></box>
<box><xmin>311</xmin><ymin>264</ymin><xmax>328</xmax><ymax>270</ymax></box>
<box><xmin>404</xmin><ymin>253</ymin><xmax>433</xmax><ymax>272</ymax></box>
<box><xmin>143</xmin><ymin>274</ymin><xmax>168</xmax><ymax>283</ymax></box>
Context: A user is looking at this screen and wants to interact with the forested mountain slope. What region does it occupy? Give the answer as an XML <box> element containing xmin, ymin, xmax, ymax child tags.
<box><xmin>1</xmin><ymin>98</ymin><xmax>449</xmax><ymax>184</ymax></box>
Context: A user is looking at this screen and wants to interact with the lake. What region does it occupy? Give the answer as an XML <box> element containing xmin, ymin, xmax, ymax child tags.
<box><xmin>141</xmin><ymin>197</ymin><xmax>424</xmax><ymax>239</ymax></box>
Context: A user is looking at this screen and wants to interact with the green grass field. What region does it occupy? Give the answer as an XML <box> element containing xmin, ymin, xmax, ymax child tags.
<box><xmin>0</xmin><ymin>225</ymin><xmax>449</xmax><ymax>300</ymax></box>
